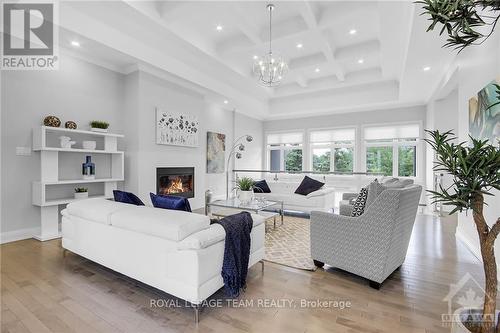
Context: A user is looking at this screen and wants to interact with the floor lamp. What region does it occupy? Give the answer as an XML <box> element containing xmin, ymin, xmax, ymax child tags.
<box><xmin>226</xmin><ymin>135</ymin><xmax>253</xmax><ymax>199</ymax></box>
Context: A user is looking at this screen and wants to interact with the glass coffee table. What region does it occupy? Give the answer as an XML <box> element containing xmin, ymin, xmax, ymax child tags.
<box><xmin>206</xmin><ymin>198</ymin><xmax>284</xmax><ymax>229</ymax></box>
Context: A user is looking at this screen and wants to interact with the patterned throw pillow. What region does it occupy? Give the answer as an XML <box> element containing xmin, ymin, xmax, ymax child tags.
<box><xmin>351</xmin><ymin>188</ymin><xmax>368</xmax><ymax>217</ymax></box>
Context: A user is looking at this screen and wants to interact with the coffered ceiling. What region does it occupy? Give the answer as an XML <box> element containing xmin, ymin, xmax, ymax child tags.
<box><xmin>55</xmin><ymin>0</ymin><xmax>457</xmax><ymax>120</ymax></box>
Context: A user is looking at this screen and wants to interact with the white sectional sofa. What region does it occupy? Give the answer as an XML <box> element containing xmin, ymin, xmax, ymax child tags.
<box><xmin>61</xmin><ymin>198</ymin><xmax>265</xmax><ymax>322</ymax></box>
<box><xmin>256</xmin><ymin>181</ymin><xmax>335</xmax><ymax>213</ymax></box>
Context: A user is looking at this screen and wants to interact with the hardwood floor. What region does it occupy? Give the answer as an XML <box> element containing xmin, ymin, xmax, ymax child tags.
<box><xmin>0</xmin><ymin>214</ymin><xmax>486</xmax><ymax>333</ymax></box>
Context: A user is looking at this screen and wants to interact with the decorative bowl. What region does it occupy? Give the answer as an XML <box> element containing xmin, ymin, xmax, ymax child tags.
<box><xmin>82</xmin><ymin>141</ymin><xmax>97</xmax><ymax>150</ymax></box>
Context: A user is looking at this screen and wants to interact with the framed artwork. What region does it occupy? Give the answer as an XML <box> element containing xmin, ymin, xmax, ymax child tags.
<box><xmin>206</xmin><ymin>131</ymin><xmax>226</xmax><ymax>173</ymax></box>
<box><xmin>156</xmin><ymin>108</ymin><xmax>199</xmax><ymax>147</ymax></box>
<box><xmin>469</xmin><ymin>78</ymin><xmax>500</xmax><ymax>144</ymax></box>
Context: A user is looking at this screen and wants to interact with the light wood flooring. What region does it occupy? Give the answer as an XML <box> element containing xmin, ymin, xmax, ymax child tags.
<box><xmin>0</xmin><ymin>214</ymin><xmax>487</xmax><ymax>332</ymax></box>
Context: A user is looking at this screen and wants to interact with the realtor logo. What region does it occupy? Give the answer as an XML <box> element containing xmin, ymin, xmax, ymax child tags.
<box><xmin>1</xmin><ymin>1</ymin><xmax>59</xmax><ymax>70</ymax></box>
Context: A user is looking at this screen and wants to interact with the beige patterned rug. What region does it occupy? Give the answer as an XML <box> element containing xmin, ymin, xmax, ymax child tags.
<box><xmin>264</xmin><ymin>216</ymin><xmax>316</xmax><ymax>271</ymax></box>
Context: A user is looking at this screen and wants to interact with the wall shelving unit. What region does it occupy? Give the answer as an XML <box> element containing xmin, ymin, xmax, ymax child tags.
<box><xmin>32</xmin><ymin>126</ymin><xmax>124</xmax><ymax>241</ymax></box>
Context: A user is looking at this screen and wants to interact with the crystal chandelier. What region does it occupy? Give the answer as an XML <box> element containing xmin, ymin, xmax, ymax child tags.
<box><xmin>253</xmin><ymin>4</ymin><xmax>288</xmax><ymax>87</ymax></box>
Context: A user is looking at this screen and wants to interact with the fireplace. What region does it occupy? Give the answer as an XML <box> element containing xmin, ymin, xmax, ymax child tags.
<box><xmin>156</xmin><ymin>167</ymin><xmax>194</xmax><ymax>198</ymax></box>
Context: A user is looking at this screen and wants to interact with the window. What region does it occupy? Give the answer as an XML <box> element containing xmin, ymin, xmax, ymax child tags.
<box><xmin>267</xmin><ymin>132</ymin><xmax>303</xmax><ymax>172</ymax></box>
<box><xmin>363</xmin><ymin>124</ymin><xmax>419</xmax><ymax>177</ymax></box>
<box><xmin>310</xmin><ymin>128</ymin><xmax>355</xmax><ymax>173</ymax></box>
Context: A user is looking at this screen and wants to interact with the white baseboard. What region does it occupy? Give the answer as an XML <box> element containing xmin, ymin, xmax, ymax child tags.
<box><xmin>0</xmin><ymin>227</ymin><xmax>38</xmax><ymax>244</ymax></box>
<box><xmin>456</xmin><ymin>230</ymin><xmax>482</xmax><ymax>262</ymax></box>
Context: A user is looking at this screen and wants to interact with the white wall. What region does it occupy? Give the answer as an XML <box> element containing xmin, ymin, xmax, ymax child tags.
<box><xmin>456</xmin><ymin>33</ymin><xmax>500</xmax><ymax>263</ymax></box>
<box><xmin>1</xmin><ymin>54</ymin><xmax>264</xmax><ymax>242</ymax></box>
<box><xmin>426</xmin><ymin>31</ymin><xmax>500</xmax><ymax>268</ymax></box>
<box><xmin>1</xmin><ymin>55</ymin><xmax>125</xmax><ymax>241</ymax></box>
<box><xmin>122</xmin><ymin>71</ymin><xmax>263</xmax><ymax>209</ymax></box>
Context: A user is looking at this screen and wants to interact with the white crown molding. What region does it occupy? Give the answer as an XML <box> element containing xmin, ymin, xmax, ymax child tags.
<box><xmin>263</xmin><ymin>100</ymin><xmax>426</xmax><ymax>121</ymax></box>
<box><xmin>59</xmin><ymin>46</ymin><xmax>131</xmax><ymax>74</ymax></box>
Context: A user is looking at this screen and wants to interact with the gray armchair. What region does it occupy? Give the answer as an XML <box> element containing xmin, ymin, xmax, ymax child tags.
<box><xmin>338</xmin><ymin>178</ymin><xmax>414</xmax><ymax>216</ymax></box>
<box><xmin>310</xmin><ymin>185</ymin><xmax>422</xmax><ymax>289</ymax></box>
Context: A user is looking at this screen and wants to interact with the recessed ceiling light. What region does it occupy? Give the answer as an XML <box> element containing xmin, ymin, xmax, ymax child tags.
<box><xmin>71</xmin><ymin>41</ymin><xmax>80</xmax><ymax>47</ymax></box>
<box><xmin>296</xmin><ymin>43</ymin><xmax>303</xmax><ymax>49</ymax></box>
<box><xmin>357</xmin><ymin>58</ymin><xmax>364</xmax><ymax>64</ymax></box>
<box><xmin>423</xmin><ymin>66</ymin><xmax>431</xmax><ymax>71</ymax></box>
<box><xmin>315</xmin><ymin>68</ymin><xmax>320</xmax><ymax>73</ymax></box>
<box><xmin>349</xmin><ymin>29</ymin><xmax>357</xmax><ymax>35</ymax></box>
<box><xmin>216</xmin><ymin>25</ymin><xmax>223</xmax><ymax>31</ymax></box>
<box><xmin>223</xmin><ymin>100</ymin><xmax>228</xmax><ymax>104</ymax></box>
<box><xmin>253</xmin><ymin>55</ymin><xmax>258</xmax><ymax>60</ymax></box>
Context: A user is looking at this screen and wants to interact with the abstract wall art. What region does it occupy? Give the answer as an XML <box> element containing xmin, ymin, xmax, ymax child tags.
<box><xmin>206</xmin><ymin>131</ymin><xmax>226</xmax><ymax>173</ymax></box>
<box><xmin>469</xmin><ymin>78</ymin><xmax>500</xmax><ymax>144</ymax></box>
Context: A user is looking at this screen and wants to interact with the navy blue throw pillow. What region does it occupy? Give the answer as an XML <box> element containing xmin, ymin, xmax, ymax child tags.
<box><xmin>253</xmin><ymin>180</ymin><xmax>271</xmax><ymax>193</ymax></box>
<box><xmin>113</xmin><ymin>190</ymin><xmax>145</xmax><ymax>206</ymax></box>
<box><xmin>294</xmin><ymin>176</ymin><xmax>324</xmax><ymax>196</ymax></box>
<box><xmin>150</xmin><ymin>193</ymin><xmax>192</xmax><ymax>212</ymax></box>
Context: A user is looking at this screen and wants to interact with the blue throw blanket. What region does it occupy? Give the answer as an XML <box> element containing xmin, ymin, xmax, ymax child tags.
<box><xmin>216</xmin><ymin>211</ymin><xmax>253</xmax><ymax>297</ymax></box>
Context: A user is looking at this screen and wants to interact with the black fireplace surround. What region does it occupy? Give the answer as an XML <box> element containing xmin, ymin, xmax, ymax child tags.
<box><xmin>156</xmin><ymin>167</ymin><xmax>194</xmax><ymax>198</ymax></box>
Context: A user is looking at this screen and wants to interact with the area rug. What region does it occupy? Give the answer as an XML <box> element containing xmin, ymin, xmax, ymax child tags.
<box><xmin>264</xmin><ymin>216</ymin><xmax>316</xmax><ymax>271</ymax></box>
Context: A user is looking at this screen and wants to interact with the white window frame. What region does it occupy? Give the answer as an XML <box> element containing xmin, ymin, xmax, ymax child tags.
<box><xmin>308</xmin><ymin>127</ymin><xmax>357</xmax><ymax>173</ymax></box>
<box><xmin>265</xmin><ymin>130</ymin><xmax>305</xmax><ymax>172</ymax></box>
<box><xmin>361</xmin><ymin>121</ymin><xmax>422</xmax><ymax>179</ymax></box>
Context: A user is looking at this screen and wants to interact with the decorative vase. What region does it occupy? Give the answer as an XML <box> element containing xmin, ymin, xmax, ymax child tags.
<box><xmin>82</xmin><ymin>156</ymin><xmax>95</xmax><ymax>180</ymax></box>
<box><xmin>74</xmin><ymin>192</ymin><xmax>88</xmax><ymax>199</ymax></box>
<box><xmin>65</xmin><ymin>121</ymin><xmax>77</xmax><ymax>129</ymax></box>
<box><xmin>43</xmin><ymin>115</ymin><xmax>61</xmax><ymax>127</ymax></box>
<box><xmin>91</xmin><ymin>127</ymin><xmax>108</xmax><ymax>133</ymax></box>
<box><xmin>238</xmin><ymin>190</ymin><xmax>253</xmax><ymax>204</ymax></box>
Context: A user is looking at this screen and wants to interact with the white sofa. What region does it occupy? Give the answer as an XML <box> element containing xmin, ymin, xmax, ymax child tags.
<box><xmin>61</xmin><ymin>198</ymin><xmax>265</xmax><ymax>321</ymax></box>
<box><xmin>256</xmin><ymin>181</ymin><xmax>335</xmax><ymax>213</ymax></box>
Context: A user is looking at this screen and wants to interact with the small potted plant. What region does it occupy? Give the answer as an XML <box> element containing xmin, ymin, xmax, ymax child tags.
<box><xmin>235</xmin><ymin>177</ymin><xmax>255</xmax><ymax>204</ymax></box>
<box><xmin>74</xmin><ymin>187</ymin><xmax>88</xmax><ymax>199</ymax></box>
<box><xmin>90</xmin><ymin>120</ymin><xmax>109</xmax><ymax>133</ymax></box>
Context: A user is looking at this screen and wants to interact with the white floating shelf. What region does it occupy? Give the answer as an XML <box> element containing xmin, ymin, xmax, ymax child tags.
<box><xmin>41</xmin><ymin>195</ymin><xmax>113</xmax><ymax>207</ymax></box>
<box><xmin>32</xmin><ymin>126</ymin><xmax>125</xmax><ymax>240</ymax></box>
<box><xmin>41</xmin><ymin>126</ymin><xmax>124</xmax><ymax>137</ymax></box>
<box><xmin>33</xmin><ymin>147</ymin><xmax>124</xmax><ymax>154</ymax></box>
<box><xmin>41</xmin><ymin>178</ymin><xmax>124</xmax><ymax>185</ymax></box>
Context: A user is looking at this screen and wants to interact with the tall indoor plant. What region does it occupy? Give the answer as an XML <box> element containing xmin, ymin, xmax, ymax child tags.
<box><xmin>426</xmin><ymin>130</ymin><xmax>500</xmax><ymax>333</ymax></box>
<box><xmin>418</xmin><ymin>0</ymin><xmax>500</xmax><ymax>52</ymax></box>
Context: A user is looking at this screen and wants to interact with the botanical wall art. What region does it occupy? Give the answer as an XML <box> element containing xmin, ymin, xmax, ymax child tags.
<box><xmin>469</xmin><ymin>78</ymin><xmax>500</xmax><ymax>144</ymax></box>
<box><xmin>156</xmin><ymin>108</ymin><xmax>199</xmax><ymax>147</ymax></box>
<box><xmin>206</xmin><ymin>131</ymin><xmax>226</xmax><ymax>173</ymax></box>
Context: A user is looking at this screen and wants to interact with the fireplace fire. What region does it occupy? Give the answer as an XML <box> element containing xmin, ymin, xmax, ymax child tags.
<box><xmin>156</xmin><ymin>167</ymin><xmax>194</xmax><ymax>198</ymax></box>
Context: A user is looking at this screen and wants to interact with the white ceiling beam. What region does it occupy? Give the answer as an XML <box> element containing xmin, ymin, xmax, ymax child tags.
<box><xmin>295</xmin><ymin>75</ymin><xmax>309</xmax><ymax>88</ymax></box>
<box><xmin>160</xmin><ymin>2</ymin><xmax>197</xmax><ymax>25</ymax></box>
<box><xmin>227</xmin><ymin>4</ymin><xmax>262</xmax><ymax>46</ymax></box>
<box><xmin>62</xmin><ymin>1</ymin><xmax>269</xmax><ymax>117</ymax></box>
<box><xmin>297</xmin><ymin>1</ymin><xmax>345</xmax><ymax>81</ymax></box>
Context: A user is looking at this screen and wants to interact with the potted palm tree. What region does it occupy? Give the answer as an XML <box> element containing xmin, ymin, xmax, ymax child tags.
<box><xmin>426</xmin><ymin>130</ymin><xmax>500</xmax><ymax>333</ymax></box>
<box><xmin>235</xmin><ymin>177</ymin><xmax>255</xmax><ymax>204</ymax></box>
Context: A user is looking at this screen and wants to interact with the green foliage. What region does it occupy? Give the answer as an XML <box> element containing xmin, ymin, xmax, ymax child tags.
<box><xmin>398</xmin><ymin>146</ymin><xmax>417</xmax><ymax>177</ymax></box>
<box><xmin>334</xmin><ymin>148</ymin><xmax>354</xmax><ymax>173</ymax></box>
<box><xmin>313</xmin><ymin>148</ymin><xmax>354</xmax><ymax>173</ymax></box>
<box><xmin>90</xmin><ymin>120</ymin><xmax>109</xmax><ymax>129</ymax></box>
<box><xmin>417</xmin><ymin>0</ymin><xmax>500</xmax><ymax>52</ymax></box>
<box><xmin>312</xmin><ymin>150</ymin><xmax>330</xmax><ymax>172</ymax></box>
<box><xmin>425</xmin><ymin>129</ymin><xmax>500</xmax><ymax>214</ymax></box>
<box><xmin>366</xmin><ymin>146</ymin><xmax>393</xmax><ymax>176</ymax></box>
<box><xmin>236</xmin><ymin>177</ymin><xmax>255</xmax><ymax>191</ymax></box>
<box><xmin>74</xmin><ymin>187</ymin><xmax>88</xmax><ymax>193</ymax></box>
<box><xmin>284</xmin><ymin>149</ymin><xmax>302</xmax><ymax>172</ymax></box>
